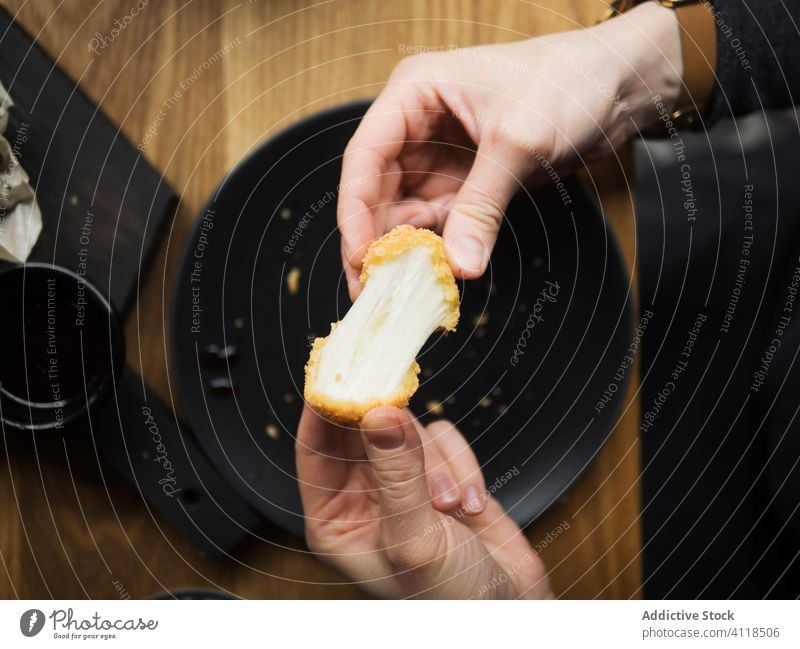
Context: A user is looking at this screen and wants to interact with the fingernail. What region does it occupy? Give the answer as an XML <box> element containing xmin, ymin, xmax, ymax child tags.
<box><xmin>431</xmin><ymin>476</ymin><xmax>459</xmax><ymax>507</ymax></box>
<box><xmin>450</xmin><ymin>235</ymin><xmax>487</xmax><ymax>274</ymax></box>
<box><xmin>342</xmin><ymin>239</ymin><xmax>358</xmax><ymax>266</ymax></box>
<box><xmin>363</xmin><ymin>415</ymin><xmax>405</xmax><ymax>450</ymax></box>
<box><xmin>463</xmin><ymin>486</ymin><xmax>485</xmax><ymax>514</ymax></box>
<box><xmin>347</xmin><ymin>277</ymin><xmax>361</xmax><ymax>301</ymax></box>
<box><xmin>406</xmin><ymin>213</ymin><xmax>433</xmax><ymax>229</ymax></box>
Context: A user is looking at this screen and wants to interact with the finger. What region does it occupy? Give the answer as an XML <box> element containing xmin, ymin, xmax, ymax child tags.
<box><xmin>415</xmin><ymin>420</ymin><xmax>461</xmax><ymax>512</ymax></box>
<box><xmin>442</xmin><ymin>144</ymin><xmax>530</xmax><ymax>279</ymax></box>
<box><xmin>341</xmin><ymin>237</ymin><xmax>363</xmax><ymax>301</ymax></box>
<box><xmin>467</xmin><ymin>496</ymin><xmax>525</xmax><ymax>539</ymax></box>
<box><xmin>296</xmin><ymin>404</ymin><xmax>349</xmax><ymax>514</ymax></box>
<box><xmin>379</xmin><ymin>194</ymin><xmax>454</xmax><ymax>235</ymax></box>
<box><xmin>360</xmin><ymin>407</ymin><xmax>441</xmax><ymax>564</ymax></box>
<box><xmin>338</xmin><ymin>89</ymin><xmax>408</xmax><ymax>273</ymax></box>
<box><xmin>425</xmin><ymin>419</ymin><xmax>487</xmax><ymax>515</ymax></box>
<box><xmin>347</xmin><ymin>195</ymin><xmax>453</xmax><ymax>301</ymax></box>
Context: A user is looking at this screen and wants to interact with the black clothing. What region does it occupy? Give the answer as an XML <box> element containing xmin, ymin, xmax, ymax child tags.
<box><xmin>637</xmin><ymin>118</ymin><xmax>800</xmax><ymax>598</ymax></box>
<box><xmin>637</xmin><ymin>2</ymin><xmax>800</xmax><ymax>598</ymax></box>
<box><xmin>707</xmin><ymin>0</ymin><xmax>800</xmax><ymax>123</ymax></box>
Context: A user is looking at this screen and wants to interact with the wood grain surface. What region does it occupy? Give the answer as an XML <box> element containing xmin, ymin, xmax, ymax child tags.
<box><xmin>0</xmin><ymin>0</ymin><xmax>641</xmax><ymax>599</ymax></box>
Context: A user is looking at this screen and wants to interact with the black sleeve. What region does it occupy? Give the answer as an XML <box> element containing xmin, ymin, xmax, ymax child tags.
<box><xmin>706</xmin><ymin>0</ymin><xmax>800</xmax><ymax>123</ymax></box>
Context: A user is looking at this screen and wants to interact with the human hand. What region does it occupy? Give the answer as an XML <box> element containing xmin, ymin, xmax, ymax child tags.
<box><xmin>296</xmin><ymin>404</ymin><xmax>552</xmax><ymax>599</ymax></box>
<box><xmin>338</xmin><ymin>2</ymin><xmax>681</xmax><ymax>297</ymax></box>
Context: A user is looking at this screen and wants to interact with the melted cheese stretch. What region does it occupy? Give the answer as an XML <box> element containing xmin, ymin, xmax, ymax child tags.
<box><xmin>312</xmin><ymin>247</ymin><xmax>450</xmax><ymax>403</ymax></box>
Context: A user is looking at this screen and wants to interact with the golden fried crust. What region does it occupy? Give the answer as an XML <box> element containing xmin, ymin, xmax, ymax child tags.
<box><xmin>359</xmin><ymin>225</ymin><xmax>460</xmax><ymax>331</ymax></box>
<box><xmin>304</xmin><ymin>225</ymin><xmax>459</xmax><ymax>424</ymax></box>
<box><xmin>304</xmin><ymin>335</ymin><xmax>420</xmax><ymax>425</ymax></box>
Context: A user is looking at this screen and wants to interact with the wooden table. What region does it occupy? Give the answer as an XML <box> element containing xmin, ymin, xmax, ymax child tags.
<box><xmin>0</xmin><ymin>0</ymin><xmax>640</xmax><ymax>599</ymax></box>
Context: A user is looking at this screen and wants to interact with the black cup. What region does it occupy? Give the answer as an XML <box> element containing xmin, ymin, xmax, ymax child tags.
<box><xmin>0</xmin><ymin>262</ymin><xmax>125</xmax><ymax>431</ymax></box>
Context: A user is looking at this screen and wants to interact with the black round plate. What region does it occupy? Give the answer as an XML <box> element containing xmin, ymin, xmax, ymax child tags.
<box><xmin>172</xmin><ymin>99</ymin><xmax>633</xmax><ymax>537</ymax></box>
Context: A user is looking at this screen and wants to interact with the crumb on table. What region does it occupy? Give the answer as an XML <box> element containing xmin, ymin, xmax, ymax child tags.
<box><xmin>425</xmin><ymin>400</ymin><xmax>444</xmax><ymax>416</ymax></box>
<box><xmin>286</xmin><ymin>266</ymin><xmax>301</xmax><ymax>295</ymax></box>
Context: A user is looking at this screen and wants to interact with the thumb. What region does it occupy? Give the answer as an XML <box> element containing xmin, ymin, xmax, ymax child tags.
<box><xmin>361</xmin><ymin>407</ymin><xmax>441</xmax><ymax>562</ymax></box>
<box><xmin>443</xmin><ymin>144</ymin><xmax>529</xmax><ymax>279</ymax></box>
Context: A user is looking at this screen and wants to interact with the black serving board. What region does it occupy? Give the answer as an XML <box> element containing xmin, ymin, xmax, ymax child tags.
<box><xmin>0</xmin><ymin>6</ymin><xmax>175</xmax><ymax>316</ymax></box>
<box><xmin>0</xmin><ymin>9</ymin><xmax>262</xmax><ymax>555</ymax></box>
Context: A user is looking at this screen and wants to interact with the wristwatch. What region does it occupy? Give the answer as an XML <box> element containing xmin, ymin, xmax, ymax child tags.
<box><xmin>600</xmin><ymin>0</ymin><xmax>717</xmax><ymax>130</ymax></box>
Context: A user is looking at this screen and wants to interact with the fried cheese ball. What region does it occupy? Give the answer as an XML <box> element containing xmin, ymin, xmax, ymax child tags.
<box><xmin>304</xmin><ymin>225</ymin><xmax>460</xmax><ymax>424</ymax></box>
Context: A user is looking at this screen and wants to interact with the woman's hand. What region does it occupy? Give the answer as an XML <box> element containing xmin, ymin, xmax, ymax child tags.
<box><xmin>296</xmin><ymin>404</ymin><xmax>552</xmax><ymax>599</ymax></box>
<box><xmin>338</xmin><ymin>2</ymin><xmax>682</xmax><ymax>296</ymax></box>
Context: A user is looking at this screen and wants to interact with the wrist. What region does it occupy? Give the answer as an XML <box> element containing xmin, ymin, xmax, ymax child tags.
<box><xmin>602</xmin><ymin>1</ymin><xmax>684</xmax><ymax>128</ymax></box>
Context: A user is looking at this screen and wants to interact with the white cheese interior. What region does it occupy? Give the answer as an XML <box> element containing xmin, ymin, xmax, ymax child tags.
<box><xmin>313</xmin><ymin>247</ymin><xmax>450</xmax><ymax>403</ymax></box>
